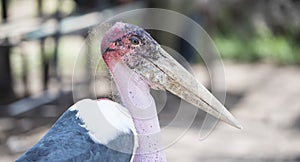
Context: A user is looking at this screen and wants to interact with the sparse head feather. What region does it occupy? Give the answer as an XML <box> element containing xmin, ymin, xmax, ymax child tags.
<box><xmin>101</xmin><ymin>22</ymin><xmax>157</xmax><ymax>56</ymax></box>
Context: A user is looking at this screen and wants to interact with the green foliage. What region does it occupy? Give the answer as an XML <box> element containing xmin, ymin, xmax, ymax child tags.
<box><xmin>215</xmin><ymin>34</ymin><xmax>258</xmax><ymax>62</ymax></box>
<box><xmin>214</xmin><ymin>31</ymin><xmax>300</xmax><ymax>64</ymax></box>
<box><xmin>251</xmin><ymin>35</ymin><xmax>293</xmax><ymax>63</ymax></box>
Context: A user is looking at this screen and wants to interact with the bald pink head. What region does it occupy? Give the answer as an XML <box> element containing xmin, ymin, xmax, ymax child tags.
<box><xmin>100</xmin><ymin>22</ymin><xmax>158</xmax><ymax>65</ymax></box>
<box><xmin>101</xmin><ymin>22</ymin><xmax>127</xmax><ymax>54</ymax></box>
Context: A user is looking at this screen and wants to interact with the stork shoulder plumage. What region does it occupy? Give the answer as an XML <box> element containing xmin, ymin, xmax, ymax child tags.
<box><xmin>17</xmin><ymin>99</ymin><xmax>137</xmax><ymax>162</ymax></box>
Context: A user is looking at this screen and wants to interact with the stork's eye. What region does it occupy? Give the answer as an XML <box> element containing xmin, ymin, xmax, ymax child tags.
<box><xmin>114</xmin><ymin>39</ymin><xmax>122</xmax><ymax>46</ymax></box>
<box><xmin>129</xmin><ymin>36</ymin><xmax>140</xmax><ymax>45</ymax></box>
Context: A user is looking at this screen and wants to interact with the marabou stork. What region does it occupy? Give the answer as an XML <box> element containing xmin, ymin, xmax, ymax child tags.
<box><xmin>17</xmin><ymin>22</ymin><xmax>242</xmax><ymax>162</ymax></box>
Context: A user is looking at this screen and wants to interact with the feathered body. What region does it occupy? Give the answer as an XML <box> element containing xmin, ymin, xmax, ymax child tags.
<box><xmin>17</xmin><ymin>99</ymin><xmax>136</xmax><ymax>162</ymax></box>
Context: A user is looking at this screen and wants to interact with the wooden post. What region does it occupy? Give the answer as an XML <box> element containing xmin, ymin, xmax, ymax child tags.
<box><xmin>0</xmin><ymin>0</ymin><xmax>14</xmax><ymax>103</ymax></box>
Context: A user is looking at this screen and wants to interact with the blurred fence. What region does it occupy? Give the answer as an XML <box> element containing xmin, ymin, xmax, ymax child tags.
<box><xmin>0</xmin><ymin>0</ymin><xmax>145</xmax><ymax>117</ymax></box>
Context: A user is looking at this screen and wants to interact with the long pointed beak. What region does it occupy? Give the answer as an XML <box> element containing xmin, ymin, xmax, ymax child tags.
<box><xmin>126</xmin><ymin>47</ymin><xmax>242</xmax><ymax>129</ymax></box>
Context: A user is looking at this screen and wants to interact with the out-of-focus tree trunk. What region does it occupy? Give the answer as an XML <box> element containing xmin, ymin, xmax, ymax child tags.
<box><xmin>0</xmin><ymin>0</ymin><xmax>14</xmax><ymax>103</ymax></box>
<box><xmin>0</xmin><ymin>43</ymin><xmax>14</xmax><ymax>103</ymax></box>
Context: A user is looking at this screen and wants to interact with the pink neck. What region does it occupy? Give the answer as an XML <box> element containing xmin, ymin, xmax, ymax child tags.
<box><xmin>107</xmin><ymin>60</ymin><xmax>167</xmax><ymax>162</ymax></box>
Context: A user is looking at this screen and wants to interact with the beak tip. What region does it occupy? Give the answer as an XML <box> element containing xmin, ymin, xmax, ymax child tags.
<box><xmin>227</xmin><ymin>116</ymin><xmax>243</xmax><ymax>130</ymax></box>
<box><xmin>233</xmin><ymin>121</ymin><xmax>243</xmax><ymax>130</ymax></box>
<box><xmin>217</xmin><ymin>105</ymin><xmax>243</xmax><ymax>130</ymax></box>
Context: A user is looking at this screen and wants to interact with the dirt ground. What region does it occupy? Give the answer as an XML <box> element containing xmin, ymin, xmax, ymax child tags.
<box><xmin>1</xmin><ymin>62</ymin><xmax>300</xmax><ymax>162</ymax></box>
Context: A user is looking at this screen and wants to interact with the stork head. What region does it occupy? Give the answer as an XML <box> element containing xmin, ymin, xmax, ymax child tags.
<box><xmin>101</xmin><ymin>22</ymin><xmax>159</xmax><ymax>65</ymax></box>
<box><xmin>101</xmin><ymin>22</ymin><xmax>242</xmax><ymax>129</ymax></box>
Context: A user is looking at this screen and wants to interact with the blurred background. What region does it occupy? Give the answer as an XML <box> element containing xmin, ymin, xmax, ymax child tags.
<box><xmin>1</xmin><ymin>0</ymin><xmax>300</xmax><ymax>161</ymax></box>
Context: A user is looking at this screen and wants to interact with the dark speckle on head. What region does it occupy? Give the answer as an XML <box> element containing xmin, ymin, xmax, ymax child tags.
<box><xmin>101</xmin><ymin>22</ymin><xmax>160</xmax><ymax>61</ymax></box>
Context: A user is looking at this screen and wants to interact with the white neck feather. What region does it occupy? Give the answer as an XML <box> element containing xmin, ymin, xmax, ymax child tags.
<box><xmin>70</xmin><ymin>99</ymin><xmax>136</xmax><ymax>145</ymax></box>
